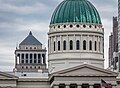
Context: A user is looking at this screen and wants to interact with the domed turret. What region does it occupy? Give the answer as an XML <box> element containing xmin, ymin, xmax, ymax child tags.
<box><xmin>48</xmin><ymin>0</ymin><xmax>104</xmax><ymax>74</ymax></box>
<box><xmin>50</xmin><ymin>0</ymin><xmax>101</xmax><ymax>24</ymax></box>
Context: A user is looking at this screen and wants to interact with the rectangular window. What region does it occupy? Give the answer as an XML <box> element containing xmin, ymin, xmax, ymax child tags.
<box><xmin>94</xmin><ymin>84</ymin><xmax>101</xmax><ymax>88</ymax></box>
<box><xmin>82</xmin><ymin>84</ymin><xmax>89</xmax><ymax>88</ymax></box>
<box><xmin>30</xmin><ymin>54</ymin><xmax>32</xmax><ymax>63</ymax></box>
<box><xmin>70</xmin><ymin>84</ymin><xmax>77</xmax><ymax>88</ymax></box>
<box><xmin>38</xmin><ymin>54</ymin><xmax>41</xmax><ymax>63</ymax></box>
<box><xmin>59</xmin><ymin>84</ymin><xmax>65</xmax><ymax>88</ymax></box>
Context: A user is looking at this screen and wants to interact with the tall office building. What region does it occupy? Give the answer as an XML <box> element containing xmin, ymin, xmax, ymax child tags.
<box><xmin>108</xmin><ymin>17</ymin><xmax>118</xmax><ymax>71</ymax></box>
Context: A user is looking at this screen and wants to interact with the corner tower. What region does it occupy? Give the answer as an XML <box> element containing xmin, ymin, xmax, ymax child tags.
<box><xmin>48</xmin><ymin>0</ymin><xmax>104</xmax><ymax>73</ymax></box>
<box><xmin>14</xmin><ymin>32</ymin><xmax>47</xmax><ymax>72</ymax></box>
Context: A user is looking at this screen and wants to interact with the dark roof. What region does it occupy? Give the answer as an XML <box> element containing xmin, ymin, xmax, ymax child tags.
<box><xmin>20</xmin><ymin>31</ymin><xmax>42</xmax><ymax>45</ymax></box>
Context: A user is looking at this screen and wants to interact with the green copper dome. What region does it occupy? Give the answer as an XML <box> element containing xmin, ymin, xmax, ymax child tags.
<box><xmin>50</xmin><ymin>0</ymin><xmax>101</xmax><ymax>24</ymax></box>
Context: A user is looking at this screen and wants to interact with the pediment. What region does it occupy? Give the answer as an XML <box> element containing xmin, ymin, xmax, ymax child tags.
<box><xmin>0</xmin><ymin>71</ymin><xmax>18</xmax><ymax>79</ymax></box>
<box><xmin>53</xmin><ymin>64</ymin><xmax>118</xmax><ymax>77</ymax></box>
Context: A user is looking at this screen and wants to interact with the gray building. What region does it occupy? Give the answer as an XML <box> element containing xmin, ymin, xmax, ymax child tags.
<box><xmin>108</xmin><ymin>17</ymin><xmax>118</xmax><ymax>71</ymax></box>
<box><xmin>14</xmin><ymin>31</ymin><xmax>47</xmax><ymax>72</ymax></box>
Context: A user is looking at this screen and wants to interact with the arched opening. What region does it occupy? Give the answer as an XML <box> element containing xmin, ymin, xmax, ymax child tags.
<box><xmin>70</xmin><ymin>40</ymin><xmax>73</xmax><ymax>50</ymax></box>
<box><xmin>83</xmin><ymin>40</ymin><xmax>86</xmax><ymax>50</ymax></box>
<box><xmin>89</xmin><ymin>41</ymin><xmax>92</xmax><ymax>50</ymax></box>
<box><xmin>58</xmin><ymin>41</ymin><xmax>60</xmax><ymax>51</ymax></box>
<box><xmin>63</xmin><ymin>40</ymin><xmax>66</xmax><ymax>50</ymax></box>
<box><xmin>95</xmin><ymin>41</ymin><xmax>97</xmax><ymax>51</ymax></box>
<box><xmin>76</xmin><ymin>40</ymin><xmax>80</xmax><ymax>50</ymax></box>
<box><xmin>54</xmin><ymin>41</ymin><xmax>55</xmax><ymax>51</ymax></box>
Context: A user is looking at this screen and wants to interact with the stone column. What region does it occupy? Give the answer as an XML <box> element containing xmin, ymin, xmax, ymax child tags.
<box><xmin>80</xmin><ymin>35</ymin><xmax>82</xmax><ymax>50</ymax></box>
<box><xmin>36</xmin><ymin>53</ymin><xmax>38</xmax><ymax>64</ymax></box>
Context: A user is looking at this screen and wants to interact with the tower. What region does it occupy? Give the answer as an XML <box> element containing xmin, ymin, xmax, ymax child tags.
<box><xmin>48</xmin><ymin>0</ymin><xmax>104</xmax><ymax>74</ymax></box>
<box><xmin>108</xmin><ymin>17</ymin><xmax>118</xmax><ymax>71</ymax></box>
<box><xmin>14</xmin><ymin>31</ymin><xmax>47</xmax><ymax>72</ymax></box>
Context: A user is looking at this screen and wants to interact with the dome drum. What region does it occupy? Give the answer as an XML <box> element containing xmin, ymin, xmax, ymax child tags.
<box><xmin>49</xmin><ymin>23</ymin><xmax>104</xmax><ymax>34</ymax></box>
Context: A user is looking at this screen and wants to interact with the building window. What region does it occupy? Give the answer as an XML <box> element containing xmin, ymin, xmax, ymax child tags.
<box><xmin>63</xmin><ymin>40</ymin><xmax>66</xmax><ymax>50</ymax></box>
<box><xmin>95</xmin><ymin>41</ymin><xmax>97</xmax><ymax>51</ymax></box>
<box><xmin>30</xmin><ymin>54</ymin><xmax>32</xmax><ymax>63</ymax></box>
<box><xmin>42</xmin><ymin>54</ymin><xmax>45</xmax><ymax>64</ymax></box>
<box><xmin>54</xmin><ymin>41</ymin><xmax>55</xmax><ymax>51</ymax></box>
<box><xmin>59</xmin><ymin>84</ymin><xmax>65</xmax><ymax>88</ymax></box>
<box><xmin>22</xmin><ymin>54</ymin><xmax>24</xmax><ymax>63</ymax></box>
<box><xmin>70</xmin><ymin>84</ymin><xmax>77</xmax><ymax>88</ymax></box>
<box><xmin>58</xmin><ymin>41</ymin><xmax>60</xmax><ymax>51</ymax></box>
<box><xmin>83</xmin><ymin>40</ymin><xmax>86</xmax><ymax>50</ymax></box>
<box><xmin>76</xmin><ymin>40</ymin><xmax>80</xmax><ymax>50</ymax></box>
<box><xmin>38</xmin><ymin>54</ymin><xmax>41</xmax><ymax>63</ymax></box>
<box><xmin>93</xmin><ymin>84</ymin><xmax>101</xmax><ymax>88</ymax></box>
<box><xmin>89</xmin><ymin>41</ymin><xmax>92</xmax><ymax>50</ymax></box>
<box><xmin>82</xmin><ymin>84</ymin><xmax>89</xmax><ymax>88</ymax></box>
<box><xmin>70</xmin><ymin>40</ymin><xmax>73</xmax><ymax>50</ymax></box>
<box><xmin>34</xmin><ymin>54</ymin><xmax>36</xmax><ymax>63</ymax></box>
<box><xmin>26</xmin><ymin>54</ymin><xmax>28</xmax><ymax>63</ymax></box>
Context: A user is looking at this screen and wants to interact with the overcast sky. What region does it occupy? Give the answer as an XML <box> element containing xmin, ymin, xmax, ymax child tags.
<box><xmin>0</xmin><ymin>0</ymin><xmax>117</xmax><ymax>71</ymax></box>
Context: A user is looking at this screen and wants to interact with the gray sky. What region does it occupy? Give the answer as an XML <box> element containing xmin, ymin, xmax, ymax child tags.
<box><xmin>0</xmin><ymin>0</ymin><xmax>117</xmax><ymax>71</ymax></box>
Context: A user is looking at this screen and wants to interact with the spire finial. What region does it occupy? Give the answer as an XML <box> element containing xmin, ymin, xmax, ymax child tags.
<box><xmin>29</xmin><ymin>31</ymin><xmax>32</xmax><ymax>35</ymax></box>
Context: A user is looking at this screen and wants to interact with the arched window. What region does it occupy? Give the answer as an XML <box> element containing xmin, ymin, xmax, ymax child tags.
<box><xmin>70</xmin><ymin>40</ymin><xmax>73</xmax><ymax>50</ymax></box>
<box><xmin>63</xmin><ymin>40</ymin><xmax>66</xmax><ymax>50</ymax></box>
<box><xmin>83</xmin><ymin>40</ymin><xmax>86</xmax><ymax>50</ymax></box>
<box><xmin>58</xmin><ymin>41</ymin><xmax>60</xmax><ymax>51</ymax></box>
<box><xmin>89</xmin><ymin>41</ymin><xmax>92</xmax><ymax>50</ymax></box>
<box><xmin>95</xmin><ymin>41</ymin><xmax>97</xmax><ymax>51</ymax></box>
<box><xmin>54</xmin><ymin>41</ymin><xmax>55</xmax><ymax>51</ymax></box>
<box><xmin>76</xmin><ymin>40</ymin><xmax>80</xmax><ymax>50</ymax></box>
